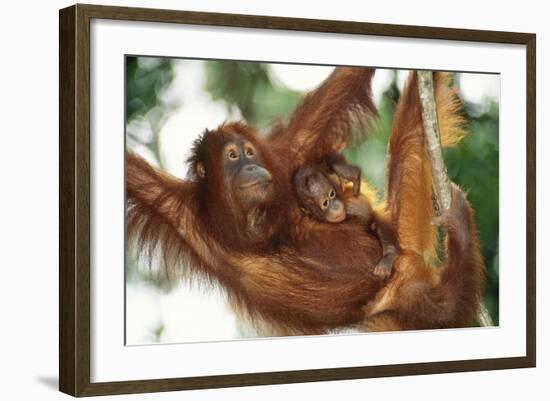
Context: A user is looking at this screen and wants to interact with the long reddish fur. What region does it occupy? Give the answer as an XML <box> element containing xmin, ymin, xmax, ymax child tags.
<box><xmin>126</xmin><ymin>68</ymin><xmax>485</xmax><ymax>334</ymax></box>
<box><xmin>269</xmin><ymin>67</ymin><xmax>377</xmax><ymax>170</ymax></box>
<box><xmin>364</xmin><ymin>72</ymin><xmax>484</xmax><ymax>330</ymax></box>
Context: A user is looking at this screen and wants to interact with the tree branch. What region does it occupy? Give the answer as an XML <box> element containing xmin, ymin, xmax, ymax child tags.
<box><xmin>417</xmin><ymin>71</ymin><xmax>452</xmax><ymax>215</ymax></box>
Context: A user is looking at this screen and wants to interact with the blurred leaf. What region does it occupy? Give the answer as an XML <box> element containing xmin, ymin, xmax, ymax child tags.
<box><xmin>126</xmin><ymin>57</ymin><xmax>174</xmax><ymax>121</ymax></box>
<box><xmin>204</xmin><ymin>61</ymin><xmax>301</xmax><ymax>132</ymax></box>
<box><xmin>126</xmin><ymin>57</ymin><xmax>175</xmax><ymax>163</ymax></box>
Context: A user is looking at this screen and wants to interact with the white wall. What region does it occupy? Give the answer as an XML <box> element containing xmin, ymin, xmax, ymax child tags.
<box><xmin>0</xmin><ymin>0</ymin><xmax>545</xmax><ymax>400</ymax></box>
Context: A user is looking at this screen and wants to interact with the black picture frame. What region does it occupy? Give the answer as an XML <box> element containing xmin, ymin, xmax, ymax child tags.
<box><xmin>59</xmin><ymin>3</ymin><xmax>536</xmax><ymax>397</ymax></box>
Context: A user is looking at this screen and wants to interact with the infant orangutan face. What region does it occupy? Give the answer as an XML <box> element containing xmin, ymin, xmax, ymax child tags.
<box><xmin>296</xmin><ymin>169</ymin><xmax>346</xmax><ymax>223</ymax></box>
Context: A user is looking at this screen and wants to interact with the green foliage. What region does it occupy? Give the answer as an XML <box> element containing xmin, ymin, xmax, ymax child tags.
<box><xmin>444</xmin><ymin>100</ymin><xmax>500</xmax><ymax>323</ymax></box>
<box><xmin>152</xmin><ymin>323</ymin><xmax>165</xmax><ymax>343</ymax></box>
<box><xmin>126</xmin><ymin>57</ymin><xmax>174</xmax><ymax>162</ymax></box>
<box><xmin>204</xmin><ymin>61</ymin><xmax>301</xmax><ymax>132</ymax></box>
<box><xmin>126</xmin><ymin>57</ymin><xmax>173</xmax><ymax>121</ymax></box>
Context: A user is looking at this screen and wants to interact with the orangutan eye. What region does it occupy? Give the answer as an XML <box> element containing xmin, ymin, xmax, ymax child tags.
<box><xmin>228</xmin><ymin>150</ymin><xmax>238</xmax><ymax>160</ymax></box>
<box><xmin>245</xmin><ymin>147</ymin><xmax>254</xmax><ymax>157</ymax></box>
<box><xmin>321</xmin><ymin>199</ymin><xmax>329</xmax><ymax>209</ymax></box>
<box><xmin>329</xmin><ymin>190</ymin><xmax>336</xmax><ymax>199</ymax></box>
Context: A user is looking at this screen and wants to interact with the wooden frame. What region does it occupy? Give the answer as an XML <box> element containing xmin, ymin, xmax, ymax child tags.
<box><xmin>59</xmin><ymin>3</ymin><xmax>536</xmax><ymax>397</ymax></box>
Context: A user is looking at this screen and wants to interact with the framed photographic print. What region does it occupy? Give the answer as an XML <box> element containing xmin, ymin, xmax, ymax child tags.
<box><xmin>59</xmin><ymin>3</ymin><xmax>536</xmax><ymax>397</ymax></box>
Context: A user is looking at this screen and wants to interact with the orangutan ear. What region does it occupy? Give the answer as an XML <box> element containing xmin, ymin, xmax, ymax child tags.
<box><xmin>195</xmin><ymin>161</ymin><xmax>206</xmax><ymax>179</ymax></box>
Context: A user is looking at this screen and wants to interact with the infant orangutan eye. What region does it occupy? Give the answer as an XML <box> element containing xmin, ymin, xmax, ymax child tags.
<box><xmin>245</xmin><ymin>148</ymin><xmax>254</xmax><ymax>157</ymax></box>
<box><xmin>329</xmin><ymin>190</ymin><xmax>336</xmax><ymax>199</ymax></box>
<box><xmin>322</xmin><ymin>199</ymin><xmax>329</xmax><ymax>209</ymax></box>
<box><xmin>228</xmin><ymin>150</ymin><xmax>238</xmax><ymax>160</ymax></box>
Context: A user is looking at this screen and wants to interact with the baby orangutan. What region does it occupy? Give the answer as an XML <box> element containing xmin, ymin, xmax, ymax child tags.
<box><xmin>293</xmin><ymin>155</ymin><xmax>398</xmax><ymax>278</ymax></box>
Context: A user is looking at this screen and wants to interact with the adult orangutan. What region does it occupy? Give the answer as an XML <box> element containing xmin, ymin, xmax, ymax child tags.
<box><xmin>125</xmin><ymin>67</ymin><xmax>485</xmax><ymax>335</ymax></box>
